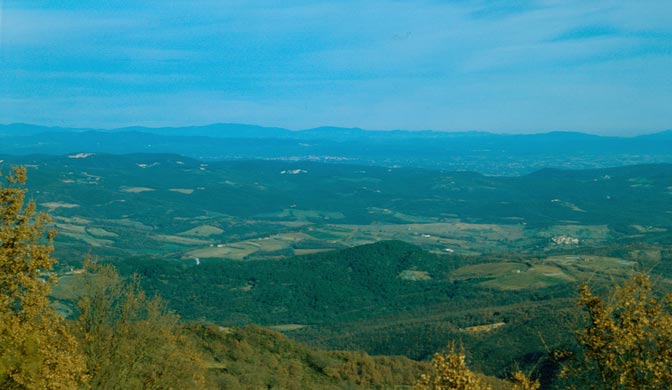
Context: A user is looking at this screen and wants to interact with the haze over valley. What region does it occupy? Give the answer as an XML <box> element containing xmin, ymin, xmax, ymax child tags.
<box><xmin>2</xmin><ymin>0</ymin><xmax>671</xmax><ymax>388</ymax></box>
<box><xmin>2</xmin><ymin>123</ymin><xmax>672</xmax><ymax>387</ymax></box>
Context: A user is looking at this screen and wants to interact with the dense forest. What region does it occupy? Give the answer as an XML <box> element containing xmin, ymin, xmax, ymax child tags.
<box><xmin>3</xmin><ymin>167</ymin><xmax>672</xmax><ymax>389</ymax></box>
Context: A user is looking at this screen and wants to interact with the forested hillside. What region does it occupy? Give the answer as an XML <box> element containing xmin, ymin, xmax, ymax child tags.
<box><xmin>0</xmin><ymin>167</ymin><xmax>512</xmax><ymax>389</ymax></box>
<box><xmin>3</xmin><ymin>165</ymin><xmax>672</xmax><ymax>388</ymax></box>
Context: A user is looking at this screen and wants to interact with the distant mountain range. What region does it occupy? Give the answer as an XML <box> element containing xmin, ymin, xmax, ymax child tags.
<box><xmin>1</xmin><ymin>123</ymin><xmax>671</xmax><ymax>175</ymax></box>
<box><xmin>3</xmin><ymin>122</ymin><xmax>671</xmax><ymax>140</ymax></box>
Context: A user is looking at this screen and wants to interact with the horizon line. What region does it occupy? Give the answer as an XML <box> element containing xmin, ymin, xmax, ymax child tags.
<box><xmin>1</xmin><ymin>122</ymin><xmax>670</xmax><ymax>138</ymax></box>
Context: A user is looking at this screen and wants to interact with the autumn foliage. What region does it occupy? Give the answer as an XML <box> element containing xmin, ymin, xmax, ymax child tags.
<box><xmin>569</xmin><ymin>274</ymin><xmax>672</xmax><ymax>389</ymax></box>
<box><xmin>76</xmin><ymin>261</ymin><xmax>207</xmax><ymax>390</ymax></box>
<box><xmin>0</xmin><ymin>167</ymin><xmax>206</xmax><ymax>389</ymax></box>
<box><xmin>0</xmin><ymin>167</ymin><xmax>86</xmax><ymax>389</ymax></box>
<box><xmin>414</xmin><ymin>343</ymin><xmax>491</xmax><ymax>390</ymax></box>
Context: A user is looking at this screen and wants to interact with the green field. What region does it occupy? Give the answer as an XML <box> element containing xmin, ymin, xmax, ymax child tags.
<box><xmin>0</xmin><ymin>154</ymin><xmax>664</xmax><ymax>265</ymax></box>
<box><xmin>3</xmin><ymin>154</ymin><xmax>670</xmax><ymax>381</ymax></box>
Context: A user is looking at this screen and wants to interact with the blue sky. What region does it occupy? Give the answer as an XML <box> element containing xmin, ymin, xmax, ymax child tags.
<box><xmin>0</xmin><ymin>1</ymin><xmax>670</xmax><ymax>134</ymax></box>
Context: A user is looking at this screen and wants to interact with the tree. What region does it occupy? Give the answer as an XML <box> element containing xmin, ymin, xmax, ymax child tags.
<box><xmin>414</xmin><ymin>343</ymin><xmax>491</xmax><ymax>390</ymax></box>
<box><xmin>0</xmin><ymin>166</ymin><xmax>87</xmax><ymax>389</ymax></box>
<box><xmin>510</xmin><ymin>371</ymin><xmax>540</xmax><ymax>390</ymax></box>
<box><xmin>569</xmin><ymin>274</ymin><xmax>672</xmax><ymax>389</ymax></box>
<box><xmin>76</xmin><ymin>260</ymin><xmax>207</xmax><ymax>390</ymax></box>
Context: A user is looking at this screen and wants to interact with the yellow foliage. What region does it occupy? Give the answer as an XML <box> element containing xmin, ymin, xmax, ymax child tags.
<box><xmin>572</xmin><ymin>274</ymin><xmax>672</xmax><ymax>389</ymax></box>
<box><xmin>76</xmin><ymin>261</ymin><xmax>207</xmax><ymax>389</ymax></box>
<box><xmin>415</xmin><ymin>343</ymin><xmax>491</xmax><ymax>390</ymax></box>
<box><xmin>510</xmin><ymin>371</ymin><xmax>540</xmax><ymax>390</ymax></box>
<box><xmin>0</xmin><ymin>166</ymin><xmax>87</xmax><ymax>389</ymax></box>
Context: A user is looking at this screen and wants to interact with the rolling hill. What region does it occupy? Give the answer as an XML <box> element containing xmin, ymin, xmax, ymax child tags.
<box><xmin>2</xmin><ymin>123</ymin><xmax>671</xmax><ymax>175</ymax></box>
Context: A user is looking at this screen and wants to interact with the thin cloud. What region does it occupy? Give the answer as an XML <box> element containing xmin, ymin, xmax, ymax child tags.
<box><xmin>0</xmin><ymin>1</ymin><xmax>670</xmax><ymax>133</ymax></box>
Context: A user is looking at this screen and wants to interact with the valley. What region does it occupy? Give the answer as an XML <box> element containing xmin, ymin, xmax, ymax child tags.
<box><xmin>2</xmin><ymin>152</ymin><xmax>669</xmax><ymax>380</ymax></box>
<box><xmin>1</xmin><ymin>153</ymin><xmax>669</xmax><ymax>266</ymax></box>
<box><xmin>4</xmin><ymin>1</ymin><xmax>671</xmax><ymax>386</ymax></box>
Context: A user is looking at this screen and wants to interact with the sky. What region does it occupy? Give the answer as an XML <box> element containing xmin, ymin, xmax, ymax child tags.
<box><xmin>0</xmin><ymin>1</ymin><xmax>670</xmax><ymax>135</ymax></box>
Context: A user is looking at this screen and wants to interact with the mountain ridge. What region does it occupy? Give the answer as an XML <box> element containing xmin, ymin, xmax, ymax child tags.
<box><xmin>1</xmin><ymin>122</ymin><xmax>670</xmax><ymax>139</ymax></box>
<box><xmin>2</xmin><ymin>123</ymin><xmax>671</xmax><ymax>175</ymax></box>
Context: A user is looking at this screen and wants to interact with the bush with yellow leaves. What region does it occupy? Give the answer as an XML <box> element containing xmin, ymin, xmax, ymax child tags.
<box><xmin>414</xmin><ymin>343</ymin><xmax>491</xmax><ymax>390</ymax></box>
<box><xmin>510</xmin><ymin>370</ymin><xmax>540</xmax><ymax>390</ymax></box>
<box><xmin>569</xmin><ymin>273</ymin><xmax>672</xmax><ymax>389</ymax></box>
